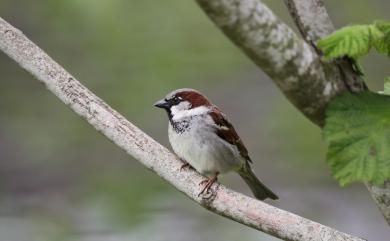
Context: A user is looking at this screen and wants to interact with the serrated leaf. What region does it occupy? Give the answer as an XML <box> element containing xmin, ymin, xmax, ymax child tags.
<box><xmin>318</xmin><ymin>25</ymin><xmax>381</xmax><ymax>60</ymax></box>
<box><xmin>324</xmin><ymin>91</ymin><xmax>390</xmax><ymax>186</ymax></box>
<box><xmin>374</xmin><ymin>20</ymin><xmax>390</xmax><ymax>56</ymax></box>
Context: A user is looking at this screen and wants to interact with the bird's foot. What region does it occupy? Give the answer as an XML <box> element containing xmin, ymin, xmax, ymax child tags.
<box><xmin>198</xmin><ymin>173</ymin><xmax>218</xmax><ymax>197</ymax></box>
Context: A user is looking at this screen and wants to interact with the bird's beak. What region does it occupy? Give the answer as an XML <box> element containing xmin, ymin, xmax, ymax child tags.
<box><xmin>154</xmin><ymin>99</ymin><xmax>170</xmax><ymax>109</ymax></box>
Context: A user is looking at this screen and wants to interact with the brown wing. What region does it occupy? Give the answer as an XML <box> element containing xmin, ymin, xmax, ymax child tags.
<box><xmin>209</xmin><ymin>108</ymin><xmax>252</xmax><ymax>163</ymax></box>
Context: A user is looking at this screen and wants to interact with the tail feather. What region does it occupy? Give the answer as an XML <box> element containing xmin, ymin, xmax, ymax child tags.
<box><xmin>238</xmin><ymin>164</ymin><xmax>278</xmax><ymax>200</ymax></box>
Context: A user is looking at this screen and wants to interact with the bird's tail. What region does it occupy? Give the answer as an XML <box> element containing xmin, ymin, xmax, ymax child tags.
<box><xmin>238</xmin><ymin>163</ymin><xmax>278</xmax><ymax>200</ymax></box>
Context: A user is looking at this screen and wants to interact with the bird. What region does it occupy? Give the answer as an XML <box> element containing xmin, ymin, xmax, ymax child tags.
<box><xmin>154</xmin><ymin>88</ymin><xmax>278</xmax><ymax>200</ymax></box>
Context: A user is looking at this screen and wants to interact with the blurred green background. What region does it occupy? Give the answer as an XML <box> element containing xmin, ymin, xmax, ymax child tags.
<box><xmin>0</xmin><ymin>1</ymin><xmax>389</xmax><ymax>240</ymax></box>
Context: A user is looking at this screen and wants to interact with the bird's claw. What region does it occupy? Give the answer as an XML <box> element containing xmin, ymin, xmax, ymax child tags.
<box><xmin>198</xmin><ymin>179</ymin><xmax>209</xmax><ymax>186</ymax></box>
<box><xmin>198</xmin><ymin>175</ymin><xmax>218</xmax><ymax>197</ymax></box>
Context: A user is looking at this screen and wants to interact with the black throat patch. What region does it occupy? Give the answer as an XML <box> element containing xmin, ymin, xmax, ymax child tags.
<box><xmin>165</xmin><ymin>107</ymin><xmax>192</xmax><ymax>134</ymax></box>
<box><xmin>170</xmin><ymin>119</ymin><xmax>191</xmax><ymax>134</ymax></box>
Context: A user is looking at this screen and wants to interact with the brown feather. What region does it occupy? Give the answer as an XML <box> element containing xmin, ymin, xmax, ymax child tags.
<box><xmin>209</xmin><ymin>108</ymin><xmax>252</xmax><ymax>163</ymax></box>
<box><xmin>176</xmin><ymin>91</ymin><xmax>212</xmax><ymax>108</ymax></box>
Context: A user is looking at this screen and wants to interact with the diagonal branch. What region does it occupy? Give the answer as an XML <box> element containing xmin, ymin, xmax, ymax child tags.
<box><xmin>285</xmin><ymin>0</ymin><xmax>389</xmax><ymax>225</ymax></box>
<box><xmin>0</xmin><ymin>17</ymin><xmax>366</xmax><ymax>241</ymax></box>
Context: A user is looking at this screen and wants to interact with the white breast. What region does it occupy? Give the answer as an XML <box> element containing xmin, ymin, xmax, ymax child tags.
<box><xmin>168</xmin><ymin>112</ymin><xmax>243</xmax><ymax>176</ymax></box>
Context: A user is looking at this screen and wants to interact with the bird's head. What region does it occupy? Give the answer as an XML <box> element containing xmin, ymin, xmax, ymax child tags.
<box><xmin>154</xmin><ymin>88</ymin><xmax>211</xmax><ymax>121</ymax></box>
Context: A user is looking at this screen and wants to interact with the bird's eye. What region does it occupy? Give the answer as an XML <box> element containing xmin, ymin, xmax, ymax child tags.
<box><xmin>172</xmin><ymin>96</ymin><xmax>181</xmax><ymax>105</ymax></box>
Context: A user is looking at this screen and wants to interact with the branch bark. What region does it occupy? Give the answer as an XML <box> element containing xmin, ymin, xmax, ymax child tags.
<box><xmin>194</xmin><ymin>0</ymin><xmax>346</xmax><ymax>126</ymax></box>
<box><xmin>284</xmin><ymin>0</ymin><xmax>366</xmax><ymax>92</ymax></box>
<box><xmin>285</xmin><ymin>0</ymin><xmax>389</xmax><ymax>225</ymax></box>
<box><xmin>284</xmin><ymin>0</ymin><xmax>334</xmax><ymax>47</ymax></box>
<box><xmin>0</xmin><ymin>17</ymin><xmax>366</xmax><ymax>241</ymax></box>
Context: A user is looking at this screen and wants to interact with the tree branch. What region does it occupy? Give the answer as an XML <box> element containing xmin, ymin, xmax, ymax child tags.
<box><xmin>0</xmin><ymin>17</ymin><xmax>366</xmax><ymax>241</ymax></box>
<box><xmin>284</xmin><ymin>0</ymin><xmax>389</xmax><ymax>225</ymax></box>
<box><xmin>194</xmin><ymin>0</ymin><xmax>347</xmax><ymax>126</ymax></box>
<box><xmin>283</xmin><ymin>0</ymin><xmax>334</xmax><ymax>47</ymax></box>
<box><xmin>284</xmin><ymin>0</ymin><xmax>366</xmax><ymax>92</ymax></box>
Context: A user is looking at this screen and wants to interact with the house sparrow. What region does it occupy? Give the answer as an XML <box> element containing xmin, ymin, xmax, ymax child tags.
<box><xmin>154</xmin><ymin>88</ymin><xmax>278</xmax><ymax>200</ymax></box>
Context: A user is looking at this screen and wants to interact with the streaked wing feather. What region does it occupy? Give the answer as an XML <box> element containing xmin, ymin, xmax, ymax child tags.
<box><xmin>209</xmin><ymin>108</ymin><xmax>252</xmax><ymax>163</ymax></box>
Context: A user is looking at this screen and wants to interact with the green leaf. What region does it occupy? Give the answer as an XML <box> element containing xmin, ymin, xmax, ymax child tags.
<box><xmin>324</xmin><ymin>91</ymin><xmax>390</xmax><ymax>186</ymax></box>
<box><xmin>374</xmin><ymin>21</ymin><xmax>390</xmax><ymax>56</ymax></box>
<box><xmin>318</xmin><ymin>25</ymin><xmax>382</xmax><ymax>60</ymax></box>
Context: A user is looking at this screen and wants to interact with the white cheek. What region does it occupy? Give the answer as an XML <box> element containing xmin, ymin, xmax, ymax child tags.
<box><xmin>172</xmin><ymin>106</ymin><xmax>210</xmax><ymax>121</ymax></box>
<box><xmin>171</xmin><ymin>101</ymin><xmax>191</xmax><ymax>116</ymax></box>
